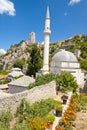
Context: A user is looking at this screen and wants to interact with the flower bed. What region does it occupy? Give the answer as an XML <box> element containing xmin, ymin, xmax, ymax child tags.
<box><xmin>56</xmin><ymin>94</ymin><xmax>79</xmax><ymax>130</ymax></box>
<box><xmin>29</xmin><ymin>117</ymin><xmax>47</xmax><ymax>130</ymax></box>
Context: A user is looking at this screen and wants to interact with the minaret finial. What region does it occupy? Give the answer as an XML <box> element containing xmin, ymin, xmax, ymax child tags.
<box><xmin>46</xmin><ymin>6</ymin><xmax>50</xmax><ymax>19</ymax></box>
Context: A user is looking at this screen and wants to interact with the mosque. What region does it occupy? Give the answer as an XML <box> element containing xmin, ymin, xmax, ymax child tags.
<box><xmin>41</xmin><ymin>7</ymin><xmax>84</xmax><ymax>87</ymax></box>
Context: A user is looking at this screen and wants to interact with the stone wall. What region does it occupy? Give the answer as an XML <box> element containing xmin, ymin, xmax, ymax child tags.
<box><xmin>0</xmin><ymin>81</ymin><xmax>56</xmax><ymax>112</ymax></box>
<box><xmin>9</xmin><ymin>85</ymin><xmax>27</xmax><ymax>94</ymax></box>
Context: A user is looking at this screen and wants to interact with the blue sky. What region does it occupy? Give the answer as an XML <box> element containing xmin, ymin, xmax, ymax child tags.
<box><xmin>0</xmin><ymin>0</ymin><xmax>87</xmax><ymax>53</ymax></box>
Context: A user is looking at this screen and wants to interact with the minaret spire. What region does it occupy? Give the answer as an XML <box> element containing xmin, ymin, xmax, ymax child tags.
<box><xmin>42</xmin><ymin>6</ymin><xmax>51</xmax><ymax>74</ymax></box>
<box><xmin>46</xmin><ymin>6</ymin><xmax>50</xmax><ymax>19</ymax></box>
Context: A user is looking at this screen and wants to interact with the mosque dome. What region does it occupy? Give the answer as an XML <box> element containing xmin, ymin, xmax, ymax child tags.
<box><xmin>52</xmin><ymin>49</ymin><xmax>78</xmax><ymax>62</ymax></box>
<box><xmin>50</xmin><ymin>49</ymin><xmax>80</xmax><ymax>75</ymax></box>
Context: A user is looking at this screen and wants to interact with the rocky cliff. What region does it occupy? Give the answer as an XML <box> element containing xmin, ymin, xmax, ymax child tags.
<box><xmin>0</xmin><ymin>40</ymin><xmax>30</xmax><ymax>69</ymax></box>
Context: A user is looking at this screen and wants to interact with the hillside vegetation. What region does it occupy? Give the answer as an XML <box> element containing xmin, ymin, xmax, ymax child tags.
<box><xmin>0</xmin><ymin>34</ymin><xmax>87</xmax><ymax>73</ymax></box>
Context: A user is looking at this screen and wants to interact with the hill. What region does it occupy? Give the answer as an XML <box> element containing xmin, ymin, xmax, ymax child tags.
<box><xmin>0</xmin><ymin>34</ymin><xmax>87</xmax><ymax>71</ymax></box>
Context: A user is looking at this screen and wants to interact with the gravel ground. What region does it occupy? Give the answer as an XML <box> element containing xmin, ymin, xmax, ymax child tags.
<box><xmin>73</xmin><ymin>111</ymin><xmax>87</xmax><ymax>130</ymax></box>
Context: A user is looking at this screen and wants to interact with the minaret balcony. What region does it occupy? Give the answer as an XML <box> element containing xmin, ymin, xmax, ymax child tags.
<box><xmin>44</xmin><ymin>30</ymin><xmax>51</xmax><ymax>34</ymax></box>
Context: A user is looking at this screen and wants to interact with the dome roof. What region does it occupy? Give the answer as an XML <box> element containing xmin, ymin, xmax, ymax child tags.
<box><xmin>52</xmin><ymin>49</ymin><xmax>78</xmax><ymax>62</ymax></box>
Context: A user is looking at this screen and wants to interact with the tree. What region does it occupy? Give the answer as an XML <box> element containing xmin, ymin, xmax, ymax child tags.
<box><xmin>27</xmin><ymin>44</ymin><xmax>42</xmax><ymax>77</ymax></box>
<box><xmin>0</xmin><ymin>64</ymin><xmax>3</xmax><ymax>70</ymax></box>
<box><xmin>78</xmin><ymin>59</ymin><xmax>87</xmax><ymax>71</ymax></box>
<box><xmin>56</xmin><ymin>71</ymin><xmax>78</xmax><ymax>92</ymax></box>
<box><xmin>13</xmin><ymin>58</ymin><xmax>26</xmax><ymax>69</ymax></box>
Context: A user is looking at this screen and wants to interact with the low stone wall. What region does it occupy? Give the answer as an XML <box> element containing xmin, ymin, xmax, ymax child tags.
<box><xmin>0</xmin><ymin>81</ymin><xmax>56</xmax><ymax>112</ymax></box>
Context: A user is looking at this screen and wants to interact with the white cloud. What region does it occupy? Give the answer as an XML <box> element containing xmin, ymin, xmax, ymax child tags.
<box><xmin>68</xmin><ymin>0</ymin><xmax>81</xmax><ymax>6</ymax></box>
<box><xmin>0</xmin><ymin>0</ymin><xmax>15</xmax><ymax>16</ymax></box>
<box><xmin>41</xmin><ymin>41</ymin><xmax>44</xmax><ymax>44</ymax></box>
<box><xmin>0</xmin><ymin>49</ymin><xmax>6</xmax><ymax>55</ymax></box>
<box><xmin>64</xmin><ymin>12</ymin><xmax>68</xmax><ymax>16</ymax></box>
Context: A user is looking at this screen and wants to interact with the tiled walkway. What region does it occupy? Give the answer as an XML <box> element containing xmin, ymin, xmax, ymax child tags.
<box><xmin>52</xmin><ymin>91</ymin><xmax>72</xmax><ymax>130</ymax></box>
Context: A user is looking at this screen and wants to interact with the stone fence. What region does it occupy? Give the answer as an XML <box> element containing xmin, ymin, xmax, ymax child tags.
<box><xmin>0</xmin><ymin>81</ymin><xmax>56</xmax><ymax>112</ymax></box>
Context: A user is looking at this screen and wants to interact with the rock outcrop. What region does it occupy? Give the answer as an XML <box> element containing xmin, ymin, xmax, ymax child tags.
<box><xmin>0</xmin><ymin>40</ymin><xmax>30</xmax><ymax>69</ymax></box>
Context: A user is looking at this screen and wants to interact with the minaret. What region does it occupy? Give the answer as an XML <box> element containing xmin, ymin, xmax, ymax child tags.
<box><xmin>42</xmin><ymin>6</ymin><xmax>51</xmax><ymax>74</ymax></box>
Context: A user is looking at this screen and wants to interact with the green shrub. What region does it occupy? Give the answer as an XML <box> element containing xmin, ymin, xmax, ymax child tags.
<box><xmin>0</xmin><ymin>122</ymin><xmax>7</xmax><ymax>130</ymax></box>
<box><xmin>0</xmin><ymin>109</ymin><xmax>12</xmax><ymax>129</ymax></box>
<box><xmin>45</xmin><ymin>114</ymin><xmax>55</xmax><ymax>122</ymax></box>
<box><xmin>28</xmin><ymin>72</ymin><xmax>78</xmax><ymax>93</ymax></box>
<box><xmin>56</xmin><ymin>71</ymin><xmax>78</xmax><ymax>92</ymax></box>
<box><xmin>0</xmin><ymin>70</ymin><xmax>8</xmax><ymax>75</ymax></box>
<box><xmin>12</xmin><ymin>122</ymin><xmax>29</xmax><ymax>130</ymax></box>
<box><xmin>29</xmin><ymin>98</ymin><xmax>58</xmax><ymax>118</ymax></box>
<box><xmin>2</xmin><ymin>78</ymin><xmax>11</xmax><ymax>84</ymax></box>
<box><xmin>13</xmin><ymin>58</ymin><xmax>26</xmax><ymax>69</ymax></box>
<box><xmin>14</xmin><ymin>75</ymin><xmax>23</xmax><ymax>79</ymax></box>
<box><xmin>16</xmin><ymin>98</ymin><xmax>30</xmax><ymax>122</ymax></box>
<box><xmin>54</xmin><ymin>102</ymin><xmax>63</xmax><ymax>111</ymax></box>
<box><xmin>16</xmin><ymin>98</ymin><xmax>58</xmax><ymax>123</ymax></box>
<box><xmin>0</xmin><ymin>78</ymin><xmax>11</xmax><ymax>85</ymax></box>
<box><xmin>28</xmin><ymin>73</ymin><xmax>56</xmax><ymax>89</ymax></box>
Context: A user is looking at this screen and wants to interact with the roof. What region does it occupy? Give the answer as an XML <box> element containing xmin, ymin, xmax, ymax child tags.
<box><xmin>11</xmin><ymin>67</ymin><xmax>22</xmax><ymax>71</ymax></box>
<box><xmin>0</xmin><ymin>84</ymin><xmax>8</xmax><ymax>90</ymax></box>
<box><xmin>0</xmin><ymin>75</ymin><xmax>8</xmax><ymax>79</ymax></box>
<box><xmin>52</xmin><ymin>49</ymin><xmax>78</xmax><ymax>62</ymax></box>
<box><xmin>8</xmin><ymin>70</ymin><xmax>24</xmax><ymax>77</ymax></box>
<box><xmin>8</xmin><ymin>75</ymin><xmax>35</xmax><ymax>87</ymax></box>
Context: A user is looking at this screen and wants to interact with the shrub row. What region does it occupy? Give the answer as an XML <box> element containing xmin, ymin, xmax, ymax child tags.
<box><xmin>28</xmin><ymin>72</ymin><xmax>78</xmax><ymax>92</ymax></box>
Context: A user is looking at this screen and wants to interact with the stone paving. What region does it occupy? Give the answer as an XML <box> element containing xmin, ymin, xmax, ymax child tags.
<box><xmin>52</xmin><ymin>91</ymin><xmax>72</xmax><ymax>130</ymax></box>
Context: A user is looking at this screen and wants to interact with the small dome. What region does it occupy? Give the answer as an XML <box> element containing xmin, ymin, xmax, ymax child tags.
<box><xmin>52</xmin><ymin>49</ymin><xmax>78</xmax><ymax>62</ymax></box>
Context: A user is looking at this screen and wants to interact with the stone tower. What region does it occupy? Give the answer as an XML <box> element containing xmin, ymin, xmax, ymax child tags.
<box><xmin>42</xmin><ymin>6</ymin><xmax>51</xmax><ymax>74</ymax></box>
<box><xmin>29</xmin><ymin>32</ymin><xmax>36</xmax><ymax>43</ymax></box>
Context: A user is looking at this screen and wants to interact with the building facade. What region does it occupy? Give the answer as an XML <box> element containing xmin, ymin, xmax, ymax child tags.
<box><xmin>50</xmin><ymin>49</ymin><xmax>84</xmax><ymax>87</ymax></box>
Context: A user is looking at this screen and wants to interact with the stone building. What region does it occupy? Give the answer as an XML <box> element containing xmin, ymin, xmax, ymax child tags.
<box><xmin>29</xmin><ymin>32</ymin><xmax>36</xmax><ymax>43</ymax></box>
<box><xmin>74</xmin><ymin>49</ymin><xmax>81</xmax><ymax>58</ymax></box>
<box><xmin>50</xmin><ymin>49</ymin><xmax>84</xmax><ymax>87</ymax></box>
<box><xmin>8</xmin><ymin>67</ymin><xmax>24</xmax><ymax>79</ymax></box>
<box><xmin>8</xmin><ymin>75</ymin><xmax>35</xmax><ymax>93</ymax></box>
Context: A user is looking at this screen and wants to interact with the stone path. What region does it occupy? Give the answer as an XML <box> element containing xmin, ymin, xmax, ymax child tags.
<box><xmin>52</xmin><ymin>91</ymin><xmax>72</xmax><ymax>130</ymax></box>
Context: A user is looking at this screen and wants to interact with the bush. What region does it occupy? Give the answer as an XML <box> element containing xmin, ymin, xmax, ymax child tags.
<box><xmin>0</xmin><ymin>70</ymin><xmax>8</xmax><ymax>75</ymax></box>
<box><xmin>16</xmin><ymin>98</ymin><xmax>58</xmax><ymax>123</ymax></box>
<box><xmin>2</xmin><ymin>78</ymin><xmax>11</xmax><ymax>84</ymax></box>
<box><xmin>28</xmin><ymin>72</ymin><xmax>78</xmax><ymax>93</ymax></box>
<box><xmin>28</xmin><ymin>73</ymin><xmax>56</xmax><ymax>89</ymax></box>
<box><xmin>56</xmin><ymin>71</ymin><xmax>78</xmax><ymax>92</ymax></box>
<box><xmin>16</xmin><ymin>98</ymin><xmax>30</xmax><ymax>122</ymax></box>
<box><xmin>12</xmin><ymin>122</ymin><xmax>29</xmax><ymax>130</ymax></box>
<box><xmin>13</xmin><ymin>58</ymin><xmax>26</xmax><ymax>69</ymax></box>
<box><xmin>54</xmin><ymin>102</ymin><xmax>63</xmax><ymax>111</ymax></box>
<box><xmin>28</xmin><ymin>98</ymin><xmax>58</xmax><ymax>119</ymax></box>
<box><xmin>14</xmin><ymin>75</ymin><xmax>23</xmax><ymax>79</ymax></box>
<box><xmin>0</xmin><ymin>122</ymin><xmax>7</xmax><ymax>130</ymax></box>
<box><xmin>45</xmin><ymin>114</ymin><xmax>55</xmax><ymax>122</ymax></box>
<box><xmin>0</xmin><ymin>109</ymin><xmax>12</xmax><ymax>129</ymax></box>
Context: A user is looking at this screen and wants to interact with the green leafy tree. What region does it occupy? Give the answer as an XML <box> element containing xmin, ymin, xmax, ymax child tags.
<box><xmin>56</xmin><ymin>71</ymin><xmax>78</xmax><ymax>92</ymax></box>
<box><xmin>78</xmin><ymin>59</ymin><xmax>87</xmax><ymax>71</ymax></box>
<box><xmin>27</xmin><ymin>44</ymin><xmax>42</xmax><ymax>77</ymax></box>
<box><xmin>0</xmin><ymin>64</ymin><xmax>3</xmax><ymax>70</ymax></box>
<box><xmin>13</xmin><ymin>58</ymin><xmax>26</xmax><ymax>69</ymax></box>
